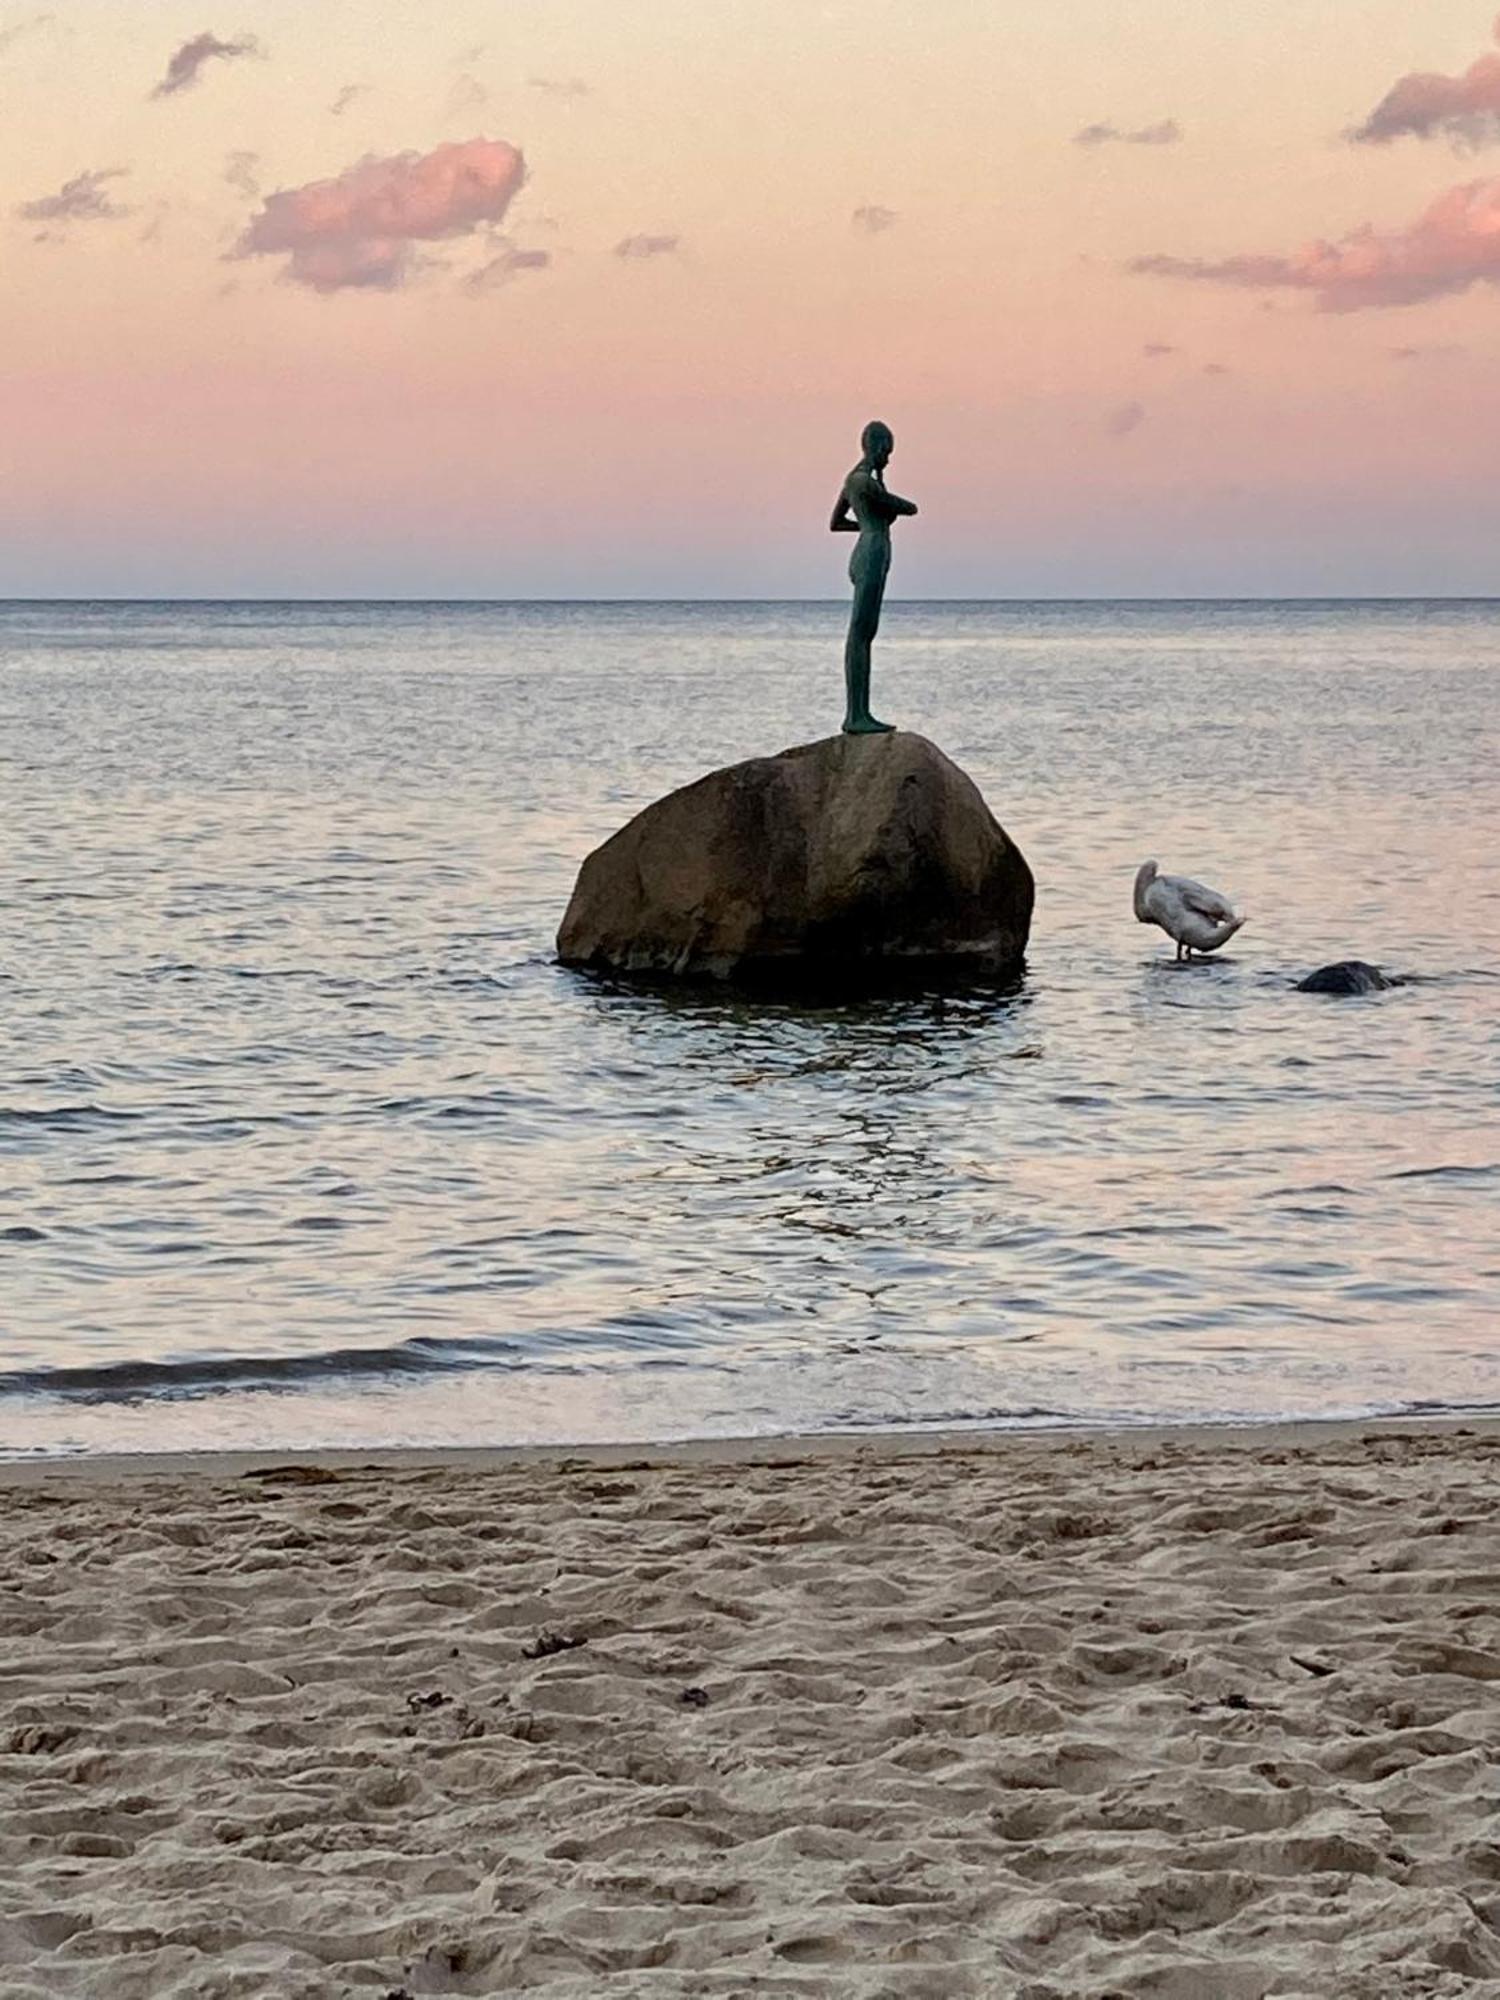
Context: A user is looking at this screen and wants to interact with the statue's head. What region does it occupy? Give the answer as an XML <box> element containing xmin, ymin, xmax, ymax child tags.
<box><xmin>861</xmin><ymin>420</ymin><xmax>894</xmax><ymax>469</ymax></box>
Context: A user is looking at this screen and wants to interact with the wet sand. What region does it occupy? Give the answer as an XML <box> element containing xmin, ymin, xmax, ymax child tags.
<box><xmin>4</xmin><ymin>1419</ymin><xmax>1500</xmax><ymax>1997</ymax></box>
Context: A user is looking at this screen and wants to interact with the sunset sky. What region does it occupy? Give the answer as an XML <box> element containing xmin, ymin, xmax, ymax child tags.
<box><xmin>4</xmin><ymin>0</ymin><xmax>1500</xmax><ymax>596</ymax></box>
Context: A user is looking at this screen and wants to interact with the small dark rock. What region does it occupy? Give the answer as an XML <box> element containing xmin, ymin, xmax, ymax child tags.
<box><xmin>522</xmin><ymin>1630</ymin><xmax>588</xmax><ymax>1661</ymax></box>
<box><xmin>1296</xmin><ymin>960</ymin><xmax>1393</xmax><ymax>996</ymax></box>
<box><xmin>405</xmin><ymin>1689</ymin><xmax>450</xmax><ymax>1713</ymax></box>
<box><xmin>1189</xmin><ymin>1691</ymin><xmax>1258</xmax><ymax>1717</ymax></box>
<box><xmin>680</xmin><ymin>1686</ymin><xmax>711</xmax><ymax>1708</ymax></box>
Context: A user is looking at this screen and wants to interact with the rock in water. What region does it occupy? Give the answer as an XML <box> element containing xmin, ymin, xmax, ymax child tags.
<box><xmin>1296</xmin><ymin>961</ymin><xmax>1392</xmax><ymax>995</ymax></box>
<box><xmin>557</xmin><ymin>732</ymin><xmax>1033</xmax><ymax>986</ymax></box>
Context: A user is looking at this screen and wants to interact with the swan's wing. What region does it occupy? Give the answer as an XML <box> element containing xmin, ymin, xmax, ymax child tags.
<box><xmin>1171</xmin><ymin>875</ymin><xmax>1236</xmax><ymax>923</ymax></box>
<box><xmin>1139</xmin><ymin>880</ymin><xmax>1173</xmax><ymax>928</ymax></box>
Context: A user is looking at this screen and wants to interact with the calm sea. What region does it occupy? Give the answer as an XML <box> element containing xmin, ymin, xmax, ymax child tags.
<box><xmin>1</xmin><ymin>599</ymin><xmax>1497</xmax><ymax>1456</ymax></box>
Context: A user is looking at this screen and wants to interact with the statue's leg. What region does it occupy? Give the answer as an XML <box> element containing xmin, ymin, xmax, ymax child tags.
<box><xmin>843</xmin><ymin>621</ymin><xmax>871</xmax><ymax>730</ymax></box>
<box><xmin>843</xmin><ymin>557</ymin><xmax>892</xmax><ymax>734</ymax></box>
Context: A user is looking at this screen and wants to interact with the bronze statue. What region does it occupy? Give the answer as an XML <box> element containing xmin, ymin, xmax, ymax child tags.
<box><xmin>829</xmin><ymin>420</ymin><xmax>918</xmax><ymax>734</ymax></box>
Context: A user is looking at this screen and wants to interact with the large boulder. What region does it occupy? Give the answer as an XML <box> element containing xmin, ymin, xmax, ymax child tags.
<box><xmin>557</xmin><ymin>731</ymin><xmax>1033</xmax><ymax>986</ymax></box>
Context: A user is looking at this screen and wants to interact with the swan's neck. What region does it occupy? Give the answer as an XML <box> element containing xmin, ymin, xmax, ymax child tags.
<box><xmin>1132</xmin><ymin>862</ymin><xmax>1157</xmax><ymax>922</ymax></box>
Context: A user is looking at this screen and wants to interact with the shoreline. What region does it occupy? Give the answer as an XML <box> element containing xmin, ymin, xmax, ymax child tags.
<box><xmin>3</xmin><ymin>1407</ymin><xmax>1497</xmax><ymax>1487</ymax></box>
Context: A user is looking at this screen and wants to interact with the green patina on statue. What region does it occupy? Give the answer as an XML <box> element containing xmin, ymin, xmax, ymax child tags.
<box><xmin>829</xmin><ymin>420</ymin><xmax>918</xmax><ymax>734</ymax></box>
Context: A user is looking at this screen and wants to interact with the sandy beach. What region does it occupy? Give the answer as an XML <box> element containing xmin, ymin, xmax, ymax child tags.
<box><xmin>3</xmin><ymin>1421</ymin><xmax>1500</xmax><ymax>1998</ymax></box>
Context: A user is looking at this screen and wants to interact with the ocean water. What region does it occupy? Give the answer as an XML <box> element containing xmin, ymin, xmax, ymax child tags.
<box><xmin>1</xmin><ymin>598</ymin><xmax>1497</xmax><ymax>1457</ymax></box>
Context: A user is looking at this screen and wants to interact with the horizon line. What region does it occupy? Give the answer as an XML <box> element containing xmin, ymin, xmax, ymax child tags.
<box><xmin>3</xmin><ymin>594</ymin><xmax>1499</xmax><ymax>608</ymax></box>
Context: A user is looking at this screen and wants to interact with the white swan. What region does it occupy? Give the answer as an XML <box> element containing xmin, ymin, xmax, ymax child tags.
<box><xmin>1134</xmin><ymin>859</ymin><xmax>1245</xmax><ymax>961</ymax></box>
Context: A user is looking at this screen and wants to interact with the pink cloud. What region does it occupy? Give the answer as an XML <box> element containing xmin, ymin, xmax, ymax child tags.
<box><xmin>1350</xmin><ymin>18</ymin><xmax>1500</xmax><ymax>147</ymax></box>
<box><xmin>852</xmin><ymin>204</ymin><xmax>897</xmax><ymax>234</ymax></box>
<box><xmin>236</xmin><ymin>138</ymin><xmax>527</xmax><ymax>293</ymax></box>
<box><xmin>1105</xmin><ymin>401</ymin><xmax>1146</xmax><ymax>437</ymax></box>
<box><xmin>152</xmin><ymin>31</ymin><xmax>263</xmax><ymax>100</ymax></box>
<box><xmin>1132</xmin><ymin>176</ymin><xmax>1500</xmax><ymax>311</ymax></box>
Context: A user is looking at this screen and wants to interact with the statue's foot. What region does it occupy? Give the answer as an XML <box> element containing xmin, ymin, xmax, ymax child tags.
<box><xmin>842</xmin><ymin>715</ymin><xmax>895</xmax><ymax>735</ymax></box>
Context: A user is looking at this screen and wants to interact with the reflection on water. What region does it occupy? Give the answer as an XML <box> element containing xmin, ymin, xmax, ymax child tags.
<box><xmin>1</xmin><ymin>598</ymin><xmax>1498</xmax><ymax>1453</ymax></box>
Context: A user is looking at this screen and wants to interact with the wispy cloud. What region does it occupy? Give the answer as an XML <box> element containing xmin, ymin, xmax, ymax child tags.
<box><xmin>529</xmin><ymin>75</ymin><xmax>590</xmax><ymax>99</ymax></box>
<box><xmin>1389</xmin><ymin>341</ymin><xmax>1464</xmax><ymax>360</ymax></box>
<box><xmin>1132</xmin><ymin>175</ymin><xmax>1500</xmax><ymax>312</ymax></box>
<box><xmin>446</xmin><ymin>74</ymin><xmax>487</xmax><ymax>119</ymax></box>
<box><xmin>1203</xmin><ymin>361</ymin><xmax>1231</xmax><ymax>376</ymax></box>
<box><xmin>17</xmin><ymin>167</ymin><xmax>129</xmax><ymax>228</ymax></box>
<box><xmin>0</xmin><ymin>10</ymin><xmax>50</xmax><ymax>55</ymax></box>
<box><xmin>1142</xmin><ymin>341</ymin><xmax>1176</xmax><ymax>357</ymax></box>
<box><xmin>330</xmin><ymin>84</ymin><xmax>368</xmax><ymax>118</ymax></box>
<box><xmin>1349</xmin><ymin>19</ymin><xmax>1500</xmax><ymax>148</ymax></box>
<box><xmin>851</xmin><ymin>204</ymin><xmax>897</xmax><ymax>234</ymax></box>
<box><xmin>152</xmin><ymin>30</ymin><xmax>263</xmax><ymax>100</ymax></box>
<box><xmin>235</xmin><ymin>138</ymin><xmax>528</xmax><ymax>293</ymax></box>
<box><xmin>1105</xmin><ymin>400</ymin><xmax>1146</xmax><ymax>437</ymax></box>
<box><xmin>223</xmin><ymin>149</ymin><xmax>260</xmax><ymax>198</ymax></box>
<box><xmin>463</xmin><ymin>242</ymin><xmax>551</xmax><ymax>295</ymax></box>
<box><xmin>1074</xmin><ymin>118</ymin><xmax>1180</xmax><ymax>148</ymax></box>
<box><xmin>614</xmin><ymin>232</ymin><xmax>679</xmax><ymax>260</ymax></box>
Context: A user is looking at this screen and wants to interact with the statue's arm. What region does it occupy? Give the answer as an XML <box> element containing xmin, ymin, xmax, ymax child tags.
<box><xmin>882</xmin><ymin>488</ymin><xmax>918</xmax><ymax>518</ymax></box>
<box><xmin>829</xmin><ymin>489</ymin><xmax>857</xmax><ymax>533</ymax></box>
